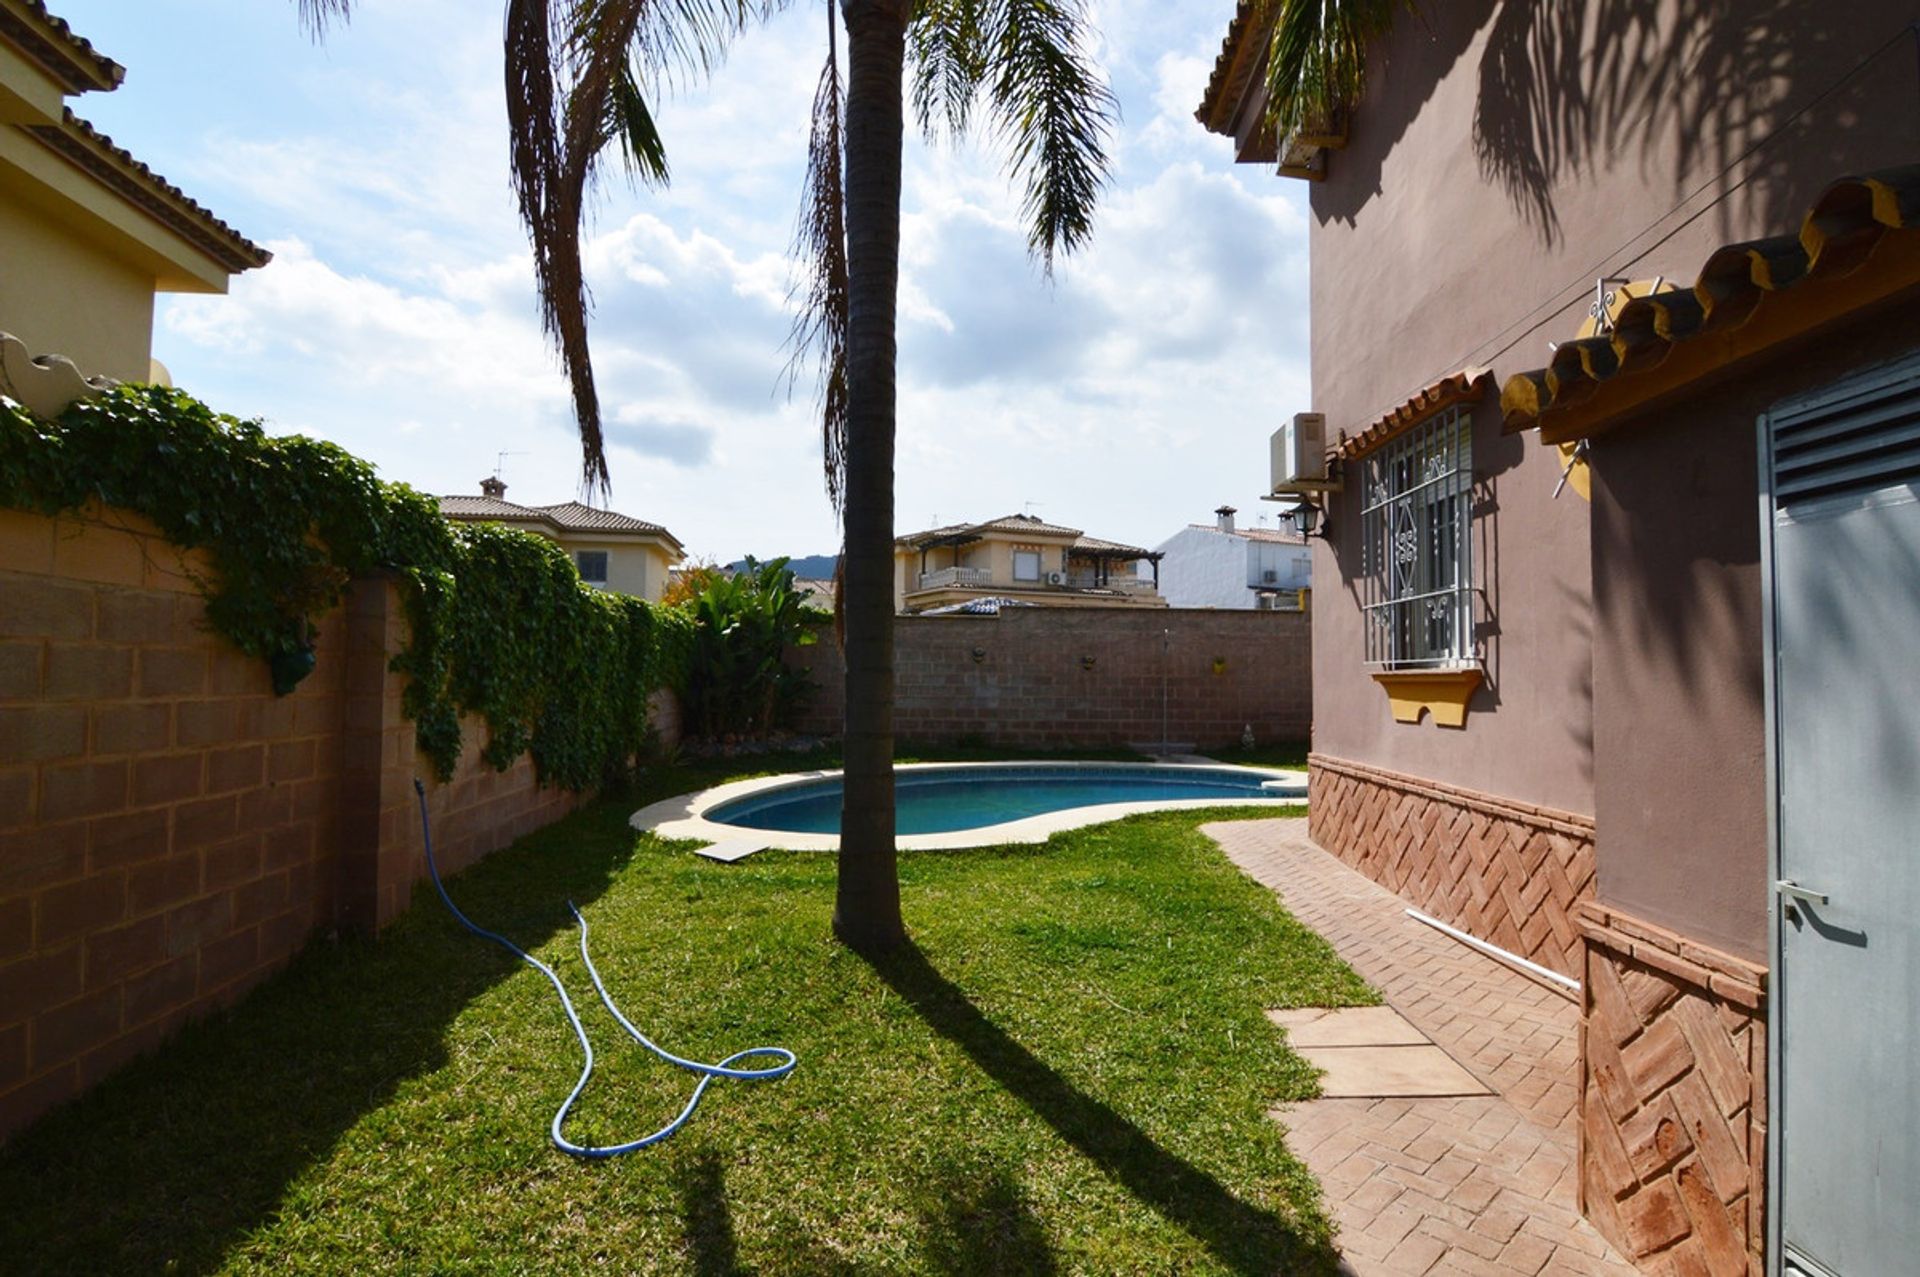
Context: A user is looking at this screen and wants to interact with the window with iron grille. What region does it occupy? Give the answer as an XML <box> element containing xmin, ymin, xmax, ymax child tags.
<box><xmin>1361</xmin><ymin>406</ymin><xmax>1475</xmax><ymax>668</ymax></box>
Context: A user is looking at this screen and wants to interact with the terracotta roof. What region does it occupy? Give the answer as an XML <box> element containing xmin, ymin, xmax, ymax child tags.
<box><xmin>538</xmin><ymin>500</ymin><xmax>673</xmax><ymax>536</ymax></box>
<box><xmin>439</xmin><ymin>494</ymin><xmax>683</xmax><ymax>553</ymax></box>
<box><xmin>1187</xmin><ymin>522</ymin><xmax>1308</xmax><ymax>545</ymax></box>
<box><xmin>0</xmin><ymin>0</ymin><xmax>123</xmax><ymax>94</ymax></box>
<box><xmin>1070</xmin><ymin>534</ymin><xmax>1158</xmax><ymax>560</ymax></box>
<box><xmin>25</xmin><ymin>109</ymin><xmax>270</xmax><ymax>274</ymax></box>
<box><xmin>1334</xmin><ymin>368</ymin><xmax>1494</xmax><ymax>462</ymax></box>
<box><xmin>898</xmin><ymin>513</ymin><xmax>1085</xmax><ymax>547</ymax></box>
<box><xmin>439</xmin><ymin>495</ymin><xmax>548</xmax><ymax>523</ymax></box>
<box><xmin>1195</xmin><ymin>1</ymin><xmax>1268</xmax><ymax>146</ymax></box>
<box><xmin>1501</xmin><ymin>167</ymin><xmax>1920</xmax><ymax>441</ymax></box>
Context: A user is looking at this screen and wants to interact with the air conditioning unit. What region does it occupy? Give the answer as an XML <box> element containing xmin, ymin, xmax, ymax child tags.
<box><xmin>1046</xmin><ymin>571</ymin><xmax>1066</xmax><ymax>586</ymax></box>
<box><xmin>1270</xmin><ymin>412</ymin><xmax>1328</xmax><ymax>492</ymax></box>
<box><xmin>1261</xmin><ymin>568</ymin><xmax>1279</xmax><ymax>584</ymax></box>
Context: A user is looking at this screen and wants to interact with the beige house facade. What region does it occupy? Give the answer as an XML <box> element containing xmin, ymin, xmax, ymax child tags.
<box><xmin>440</xmin><ymin>478</ymin><xmax>685</xmax><ymax>602</ymax></box>
<box><xmin>894</xmin><ymin>513</ymin><xmax>1165</xmax><ymax>613</ymax></box>
<box><xmin>0</xmin><ymin>1</ymin><xmax>268</xmax><ymax>405</ymax></box>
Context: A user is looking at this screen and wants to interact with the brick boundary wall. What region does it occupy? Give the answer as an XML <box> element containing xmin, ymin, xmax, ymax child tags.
<box><xmin>0</xmin><ymin>506</ymin><xmax>661</xmax><ymax>1139</ymax></box>
<box><xmin>1307</xmin><ymin>753</ymin><xmax>1597</xmax><ymax>983</ymax></box>
<box><xmin>788</xmin><ymin>607</ymin><xmax>1310</xmax><ymax>749</ymax></box>
<box><xmin>1576</xmin><ymin>901</ymin><xmax>1766</xmax><ymax>1276</ymax></box>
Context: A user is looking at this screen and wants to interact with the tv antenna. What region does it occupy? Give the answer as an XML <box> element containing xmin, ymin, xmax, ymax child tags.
<box><xmin>494</xmin><ymin>450</ymin><xmax>527</xmax><ymax>480</ymax></box>
<box><xmin>1023</xmin><ymin>499</ymin><xmax>1044</xmax><ymax>517</ymax></box>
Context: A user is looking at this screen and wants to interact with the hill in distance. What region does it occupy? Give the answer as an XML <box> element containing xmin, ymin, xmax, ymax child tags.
<box><xmin>727</xmin><ymin>552</ymin><xmax>839</xmax><ymax>579</ymax></box>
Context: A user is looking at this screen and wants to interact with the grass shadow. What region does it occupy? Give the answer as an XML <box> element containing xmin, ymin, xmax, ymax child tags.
<box><xmin>0</xmin><ymin>800</ymin><xmax>644</xmax><ymax>1276</ymax></box>
<box><xmin>915</xmin><ymin>1160</ymin><xmax>1057</xmax><ymax>1276</ymax></box>
<box><xmin>865</xmin><ymin>941</ymin><xmax>1336</xmax><ymax>1276</ymax></box>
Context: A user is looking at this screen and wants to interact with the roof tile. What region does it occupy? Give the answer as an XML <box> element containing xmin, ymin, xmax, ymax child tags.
<box><xmin>1501</xmin><ymin>166</ymin><xmax>1920</xmax><ymax>437</ymax></box>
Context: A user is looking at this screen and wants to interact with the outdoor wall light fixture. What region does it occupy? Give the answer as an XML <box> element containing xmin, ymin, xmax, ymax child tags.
<box><xmin>1287</xmin><ymin>500</ymin><xmax>1329</xmax><ymax>539</ymax></box>
<box><xmin>1080</xmin><ymin>655</ymin><xmax>1097</xmax><ymax>670</ymax></box>
<box><xmin>971</xmin><ymin>646</ymin><xmax>987</xmax><ymax>663</ymax></box>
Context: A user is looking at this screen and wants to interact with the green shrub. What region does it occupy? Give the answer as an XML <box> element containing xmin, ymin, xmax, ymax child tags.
<box><xmin>681</xmin><ymin>557</ymin><xmax>824</xmax><ymax>739</ymax></box>
<box><xmin>1</xmin><ymin>385</ymin><xmax>689</xmax><ymax>787</ymax></box>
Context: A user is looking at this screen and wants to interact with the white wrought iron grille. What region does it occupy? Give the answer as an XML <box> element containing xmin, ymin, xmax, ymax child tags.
<box><xmin>1361</xmin><ymin>406</ymin><xmax>1475</xmax><ymax>669</ymax></box>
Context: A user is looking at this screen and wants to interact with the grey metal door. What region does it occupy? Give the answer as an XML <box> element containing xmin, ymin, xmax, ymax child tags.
<box><xmin>1764</xmin><ymin>353</ymin><xmax>1920</xmax><ymax>1277</ymax></box>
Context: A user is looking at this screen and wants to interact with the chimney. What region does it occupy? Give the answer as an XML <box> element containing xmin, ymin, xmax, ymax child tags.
<box><xmin>480</xmin><ymin>476</ymin><xmax>507</xmax><ymax>499</ymax></box>
<box><xmin>1215</xmin><ymin>504</ymin><xmax>1237</xmax><ymax>533</ymax></box>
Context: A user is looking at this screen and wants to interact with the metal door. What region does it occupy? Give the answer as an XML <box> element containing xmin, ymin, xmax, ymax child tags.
<box><xmin>1763</xmin><ymin>352</ymin><xmax>1920</xmax><ymax>1277</ymax></box>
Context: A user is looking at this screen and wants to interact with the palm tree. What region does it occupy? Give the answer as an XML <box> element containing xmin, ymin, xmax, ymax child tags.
<box><xmin>788</xmin><ymin>0</ymin><xmax>1114</xmax><ymax>952</ymax></box>
<box><xmin>295</xmin><ymin>0</ymin><xmax>1115</xmax><ymax>955</ymax></box>
<box><xmin>1259</xmin><ymin>0</ymin><xmax>1413</xmax><ymax>143</ymax></box>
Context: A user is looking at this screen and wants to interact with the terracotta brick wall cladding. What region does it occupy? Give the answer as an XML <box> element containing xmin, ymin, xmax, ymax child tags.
<box><xmin>1577</xmin><ymin>902</ymin><xmax>1766</xmax><ymax>1277</ymax></box>
<box><xmin>1307</xmin><ymin>754</ymin><xmax>1596</xmax><ymax>983</ymax></box>
<box><xmin>0</xmin><ymin>506</ymin><xmax>605</xmax><ymax>1139</ymax></box>
<box><xmin>789</xmin><ymin>608</ymin><xmax>1310</xmax><ymax>749</ymax></box>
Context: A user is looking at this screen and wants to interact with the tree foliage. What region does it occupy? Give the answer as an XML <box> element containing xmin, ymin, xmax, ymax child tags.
<box><xmin>680</xmin><ymin>558</ymin><xmax>823</xmax><ymax>739</ymax></box>
<box><xmin>1259</xmin><ymin>0</ymin><xmax>1413</xmax><ymax>146</ymax></box>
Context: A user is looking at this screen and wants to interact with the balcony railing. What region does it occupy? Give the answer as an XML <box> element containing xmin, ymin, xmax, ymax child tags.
<box><xmin>916</xmin><ymin>566</ymin><xmax>993</xmax><ymax>591</ymax></box>
<box><xmin>1064</xmin><ymin>573</ymin><xmax>1157</xmax><ymax>594</ymax></box>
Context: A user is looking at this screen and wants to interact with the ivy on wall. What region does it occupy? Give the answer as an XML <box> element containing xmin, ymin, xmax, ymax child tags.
<box><xmin>0</xmin><ymin>385</ymin><xmax>691</xmax><ymax>788</ymax></box>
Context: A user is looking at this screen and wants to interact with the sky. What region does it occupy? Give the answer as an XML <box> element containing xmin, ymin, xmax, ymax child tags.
<box><xmin>53</xmin><ymin>0</ymin><xmax>1310</xmax><ymax>565</ymax></box>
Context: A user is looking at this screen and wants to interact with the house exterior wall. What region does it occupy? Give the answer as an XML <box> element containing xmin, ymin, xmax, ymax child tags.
<box><xmin>1154</xmin><ymin>528</ymin><xmax>1309</xmax><ymax>609</ymax></box>
<box><xmin>559</xmin><ymin>537</ymin><xmax>672</xmax><ymax>601</ymax></box>
<box><xmin>894</xmin><ymin>531</ymin><xmax>1160</xmax><ymax>612</ymax></box>
<box><xmin>0</xmin><ymin>184</ymin><xmax>155</xmax><ymax>381</ymax></box>
<box><xmin>0</xmin><ymin>504</ymin><xmax>647</xmax><ymax>1140</ymax></box>
<box><xmin>1588</xmin><ymin>304</ymin><xmax>1920</xmax><ymax>969</ymax></box>
<box><xmin>790</xmin><ymin>608</ymin><xmax>1310</xmax><ymax>748</ymax></box>
<box><xmin>1300</xmin><ymin>0</ymin><xmax>1919</xmax><ymax>968</ymax></box>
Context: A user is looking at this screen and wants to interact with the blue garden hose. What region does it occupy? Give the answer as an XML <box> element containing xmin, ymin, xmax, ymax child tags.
<box><xmin>413</xmin><ymin>779</ymin><xmax>796</xmax><ymax>1158</ymax></box>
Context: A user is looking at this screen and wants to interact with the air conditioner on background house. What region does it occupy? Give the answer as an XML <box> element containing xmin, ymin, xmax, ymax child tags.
<box><xmin>1261</xmin><ymin>568</ymin><xmax>1279</xmax><ymax>584</ymax></box>
<box><xmin>1046</xmin><ymin>571</ymin><xmax>1066</xmax><ymax>585</ymax></box>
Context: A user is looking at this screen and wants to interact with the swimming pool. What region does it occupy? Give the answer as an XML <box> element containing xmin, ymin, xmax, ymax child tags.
<box><xmin>630</xmin><ymin>761</ymin><xmax>1308</xmax><ymax>858</ymax></box>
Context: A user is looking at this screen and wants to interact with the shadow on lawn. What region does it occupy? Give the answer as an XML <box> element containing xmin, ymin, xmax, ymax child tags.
<box><xmin>867</xmin><ymin>942</ymin><xmax>1334</xmax><ymax>1277</ymax></box>
<box><xmin>0</xmin><ymin>803</ymin><xmax>641</xmax><ymax>1277</ymax></box>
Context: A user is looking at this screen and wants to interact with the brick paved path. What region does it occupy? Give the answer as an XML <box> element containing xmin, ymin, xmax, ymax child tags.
<box><xmin>1205</xmin><ymin>819</ymin><xmax>1636</xmax><ymax>1276</ymax></box>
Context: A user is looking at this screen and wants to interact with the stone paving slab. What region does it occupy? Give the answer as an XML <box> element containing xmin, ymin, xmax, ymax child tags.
<box><xmin>1271</xmin><ymin>1006</ymin><xmax>1432</xmax><ymax>1047</ymax></box>
<box><xmin>1310</xmin><ymin>1046</ymin><xmax>1493</xmax><ymax>1099</ymax></box>
<box><xmin>1204</xmin><ymin>818</ymin><xmax>1637</xmax><ymax>1277</ymax></box>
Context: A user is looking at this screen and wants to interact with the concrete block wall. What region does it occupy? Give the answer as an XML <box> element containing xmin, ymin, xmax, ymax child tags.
<box><xmin>790</xmin><ymin>607</ymin><xmax>1310</xmax><ymax>749</ymax></box>
<box><xmin>0</xmin><ymin>506</ymin><xmax>609</xmax><ymax>1138</ymax></box>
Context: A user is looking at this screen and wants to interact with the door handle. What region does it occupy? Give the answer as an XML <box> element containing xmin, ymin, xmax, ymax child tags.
<box><xmin>1776</xmin><ymin>879</ymin><xmax>1829</xmax><ymax>907</ymax></box>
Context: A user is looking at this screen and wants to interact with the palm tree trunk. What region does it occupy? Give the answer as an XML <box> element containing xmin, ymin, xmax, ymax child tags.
<box><xmin>832</xmin><ymin>0</ymin><xmax>909</xmax><ymax>954</ymax></box>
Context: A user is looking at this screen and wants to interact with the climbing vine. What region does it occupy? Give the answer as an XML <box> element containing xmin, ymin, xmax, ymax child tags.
<box><xmin>0</xmin><ymin>384</ymin><xmax>691</xmax><ymax>787</ymax></box>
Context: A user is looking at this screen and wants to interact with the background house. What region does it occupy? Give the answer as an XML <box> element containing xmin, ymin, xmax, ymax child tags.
<box><xmin>0</xmin><ymin>0</ymin><xmax>268</xmax><ymax>408</ymax></box>
<box><xmin>894</xmin><ymin>513</ymin><xmax>1165</xmax><ymax>613</ymax></box>
<box><xmin>439</xmin><ymin>478</ymin><xmax>685</xmax><ymax>601</ymax></box>
<box><xmin>1151</xmin><ymin>505</ymin><xmax>1309</xmax><ymax>609</ymax></box>
<box><xmin>1202</xmin><ymin>2</ymin><xmax>1919</xmax><ymax>1273</ymax></box>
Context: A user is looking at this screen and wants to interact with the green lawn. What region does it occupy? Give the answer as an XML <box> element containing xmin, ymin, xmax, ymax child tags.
<box><xmin>0</xmin><ymin>754</ymin><xmax>1367</xmax><ymax>1275</ymax></box>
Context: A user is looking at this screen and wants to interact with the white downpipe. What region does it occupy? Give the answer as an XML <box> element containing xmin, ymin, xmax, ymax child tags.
<box><xmin>1403</xmin><ymin>907</ymin><xmax>1581</xmax><ymax>993</ymax></box>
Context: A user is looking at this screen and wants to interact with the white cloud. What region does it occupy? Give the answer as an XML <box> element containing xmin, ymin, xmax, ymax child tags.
<box><xmin>120</xmin><ymin>0</ymin><xmax>1310</xmax><ymax>562</ymax></box>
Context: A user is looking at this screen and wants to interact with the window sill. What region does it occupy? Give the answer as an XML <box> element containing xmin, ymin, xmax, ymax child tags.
<box><xmin>1370</xmin><ymin>668</ymin><xmax>1484</xmax><ymax>728</ymax></box>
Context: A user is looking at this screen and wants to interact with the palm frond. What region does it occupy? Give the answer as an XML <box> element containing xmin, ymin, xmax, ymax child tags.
<box><xmin>908</xmin><ymin>0</ymin><xmax>987</xmax><ymax>138</ymax></box>
<box><xmin>294</xmin><ymin>0</ymin><xmax>352</xmax><ymax>38</ymax></box>
<box><xmin>784</xmin><ymin>0</ymin><xmax>850</xmax><ymax>515</ymax></box>
<box><xmin>506</xmin><ymin>0</ymin><xmax>771</xmax><ymax>494</ymax></box>
<box><xmin>979</xmin><ymin>0</ymin><xmax>1116</xmax><ymax>271</ymax></box>
<box><xmin>1261</xmin><ymin>0</ymin><xmax>1408</xmax><ymax>145</ymax></box>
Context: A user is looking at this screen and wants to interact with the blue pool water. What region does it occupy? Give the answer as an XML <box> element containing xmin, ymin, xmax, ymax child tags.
<box><xmin>707</xmin><ymin>765</ymin><xmax>1302</xmax><ymax>836</ymax></box>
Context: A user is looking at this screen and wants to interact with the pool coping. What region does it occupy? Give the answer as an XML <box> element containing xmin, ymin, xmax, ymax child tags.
<box><xmin>629</xmin><ymin>760</ymin><xmax>1310</xmax><ymax>859</ymax></box>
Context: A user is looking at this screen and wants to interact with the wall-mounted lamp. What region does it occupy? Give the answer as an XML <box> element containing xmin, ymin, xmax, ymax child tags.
<box><xmin>971</xmin><ymin>646</ymin><xmax>987</xmax><ymax>664</ymax></box>
<box><xmin>1080</xmin><ymin>654</ymin><xmax>1097</xmax><ymax>671</ymax></box>
<box><xmin>1286</xmin><ymin>500</ymin><xmax>1330</xmax><ymax>540</ymax></box>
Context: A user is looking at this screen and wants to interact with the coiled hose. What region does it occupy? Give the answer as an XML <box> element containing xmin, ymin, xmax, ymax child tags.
<box><xmin>413</xmin><ymin>780</ymin><xmax>796</xmax><ymax>1158</ymax></box>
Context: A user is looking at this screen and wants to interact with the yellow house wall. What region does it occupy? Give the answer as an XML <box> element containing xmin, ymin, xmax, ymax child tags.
<box><xmin>0</xmin><ymin>182</ymin><xmax>154</xmax><ymax>380</ymax></box>
<box><xmin>558</xmin><ymin>536</ymin><xmax>675</xmax><ymax>601</ymax></box>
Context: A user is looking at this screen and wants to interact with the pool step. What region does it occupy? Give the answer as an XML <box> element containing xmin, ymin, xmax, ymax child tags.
<box><xmin>694</xmin><ymin>838</ymin><xmax>772</xmax><ymax>863</ymax></box>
